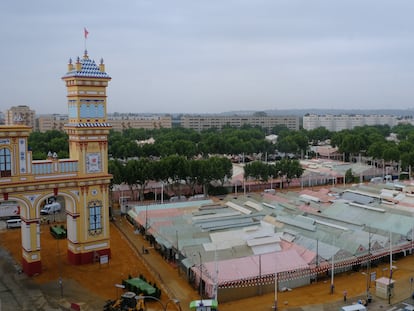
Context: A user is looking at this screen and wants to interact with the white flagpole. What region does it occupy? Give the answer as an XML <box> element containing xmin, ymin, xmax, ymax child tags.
<box><xmin>84</xmin><ymin>27</ymin><xmax>89</xmax><ymax>51</ymax></box>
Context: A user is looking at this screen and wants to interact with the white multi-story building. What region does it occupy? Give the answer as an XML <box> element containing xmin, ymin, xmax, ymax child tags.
<box><xmin>303</xmin><ymin>114</ymin><xmax>398</xmax><ymax>131</ymax></box>
<box><xmin>181</xmin><ymin>115</ymin><xmax>300</xmax><ymax>132</ymax></box>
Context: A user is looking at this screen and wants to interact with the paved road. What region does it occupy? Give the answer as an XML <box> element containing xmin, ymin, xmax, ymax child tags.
<box><xmin>2</xmin><ymin>215</ymin><xmax>414</xmax><ymax>311</ymax></box>
<box><xmin>0</xmin><ymin>247</ymin><xmax>63</xmax><ymax>311</ymax></box>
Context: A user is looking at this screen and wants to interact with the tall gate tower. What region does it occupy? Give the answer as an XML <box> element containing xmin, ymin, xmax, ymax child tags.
<box><xmin>62</xmin><ymin>50</ymin><xmax>112</xmax><ymax>265</ymax></box>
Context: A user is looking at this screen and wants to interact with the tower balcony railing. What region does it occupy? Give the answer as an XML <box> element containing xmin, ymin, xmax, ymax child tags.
<box><xmin>32</xmin><ymin>159</ymin><xmax>78</xmax><ymax>176</ymax></box>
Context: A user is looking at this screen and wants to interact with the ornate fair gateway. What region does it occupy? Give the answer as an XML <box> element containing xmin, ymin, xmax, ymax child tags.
<box><xmin>0</xmin><ymin>50</ymin><xmax>112</xmax><ymax>276</ymax></box>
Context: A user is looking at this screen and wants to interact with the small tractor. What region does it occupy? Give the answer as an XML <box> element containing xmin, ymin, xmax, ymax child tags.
<box><xmin>103</xmin><ymin>292</ymin><xmax>146</xmax><ymax>311</ymax></box>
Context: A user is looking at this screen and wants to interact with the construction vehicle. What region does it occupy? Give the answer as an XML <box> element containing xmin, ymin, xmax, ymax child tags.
<box><xmin>103</xmin><ymin>292</ymin><xmax>145</xmax><ymax>311</ymax></box>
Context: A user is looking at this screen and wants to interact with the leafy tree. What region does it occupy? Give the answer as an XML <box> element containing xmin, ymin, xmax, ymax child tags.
<box><xmin>276</xmin><ymin>136</ymin><xmax>298</xmax><ymax>154</ymax></box>
<box><xmin>158</xmin><ymin>141</ymin><xmax>175</xmax><ymax>157</ymax></box>
<box><xmin>161</xmin><ymin>155</ymin><xmax>189</xmax><ymax>198</ymax></box>
<box><xmin>397</xmin><ymin>140</ymin><xmax>414</xmax><ymax>154</ymax></box>
<box><xmin>278</xmin><ymin>158</ymin><xmax>304</xmax><ymax>187</ymax></box>
<box><xmin>124</xmin><ymin>158</ymin><xmax>154</xmax><ymax>201</ymax></box>
<box><xmin>392</xmin><ymin>123</ymin><xmax>414</xmax><ymax>140</ymax></box>
<box><xmin>400</xmin><ymin>152</ymin><xmax>414</xmax><ymax>172</ymax></box>
<box><xmin>274</xmin><ymin>130</ymin><xmax>308</xmax><ymax>156</ymax></box>
<box><xmin>345</xmin><ymin>168</ymin><xmax>354</xmax><ymax>184</ymax></box>
<box><xmin>382</xmin><ymin>144</ymin><xmax>400</xmax><ymax>163</ymax></box>
<box><xmin>272</xmin><ymin>125</ymin><xmax>290</xmax><ymax>136</ymax></box>
<box><xmin>108</xmin><ymin>159</ymin><xmax>125</xmax><ymax>204</ymax></box>
<box><xmin>108</xmin><ymin>159</ymin><xmax>125</xmax><ymax>186</ymax></box>
<box><xmin>29</xmin><ymin>130</ymin><xmax>69</xmax><ymax>160</ymax></box>
<box><xmin>340</xmin><ymin>134</ymin><xmax>364</xmax><ymax>155</ymax></box>
<box><xmin>367</xmin><ymin>141</ymin><xmax>387</xmax><ymax>160</ymax></box>
<box><xmin>244</xmin><ymin>161</ymin><xmax>271</xmax><ymax>182</ymax></box>
<box><xmin>173</xmin><ymin>139</ymin><xmax>197</xmax><ymax>158</ymax></box>
<box><xmin>307</xmin><ymin>127</ymin><xmax>332</xmax><ymax>145</ymax></box>
<box><xmin>187</xmin><ymin>159</ymin><xmax>204</xmax><ymax>196</ymax></box>
<box><xmin>207</xmin><ymin>156</ymin><xmax>233</xmax><ymax>186</ymax></box>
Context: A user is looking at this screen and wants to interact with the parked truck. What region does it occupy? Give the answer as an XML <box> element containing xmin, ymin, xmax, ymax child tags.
<box><xmin>40</xmin><ymin>202</ymin><xmax>61</xmax><ymax>215</ymax></box>
<box><xmin>0</xmin><ymin>202</ymin><xmax>20</xmax><ymax>219</ymax></box>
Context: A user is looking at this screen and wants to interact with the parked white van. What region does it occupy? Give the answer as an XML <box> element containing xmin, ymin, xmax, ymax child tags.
<box><xmin>340</xmin><ymin>304</ymin><xmax>366</xmax><ymax>311</ymax></box>
<box><xmin>40</xmin><ymin>202</ymin><xmax>61</xmax><ymax>215</ymax></box>
<box><xmin>6</xmin><ymin>218</ymin><xmax>21</xmax><ymax>229</ymax></box>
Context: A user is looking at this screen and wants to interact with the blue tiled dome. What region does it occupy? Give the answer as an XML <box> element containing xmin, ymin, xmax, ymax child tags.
<box><xmin>63</xmin><ymin>56</ymin><xmax>110</xmax><ymax>79</ymax></box>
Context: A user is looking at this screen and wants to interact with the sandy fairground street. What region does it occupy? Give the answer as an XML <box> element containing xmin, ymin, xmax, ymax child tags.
<box><xmin>2</xmin><ymin>211</ymin><xmax>414</xmax><ymax>311</ymax></box>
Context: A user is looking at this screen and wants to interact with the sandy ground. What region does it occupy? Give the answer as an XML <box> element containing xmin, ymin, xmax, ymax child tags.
<box><xmin>2</xmin><ymin>212</ymin><xmax>414</xmax><ymax>311</ymax></box>
<box><xmin>0</xmin><ymin>218</ymin><xmax>173</xmax><ymax>310</ymax></box>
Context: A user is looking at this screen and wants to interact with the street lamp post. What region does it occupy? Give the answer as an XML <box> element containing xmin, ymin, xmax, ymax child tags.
<box><xmin>145</xmin><ymin>205</ymin><xmax>148</xmax><ymax>234</ymax></box>
<box><xmin>366</xmin><ymin>226</ymin><xmax>372</xmax><ymax>301</ymax></box>
<box><xmin>194</xmin><ymin>252</ymin><xmax>203</xmax><ymax>305</ymax></box>
<box><xmin>389</xmin><ymin>231</ymin><xmax>393</xmax><ymax>305</ymax></box>
<box><xmin>161</xmin><ymin>182</ymin><xmax>164</xmax><ymax>204</ymax></box>
<box><xmin>330</xmin><ymin>235</ymin><xmax>336</xmax><ymax>295</ymax></box>
<box><xmin>135</xmin><ymin>296</ymin><xmax>182</xmax><ymax>311</ymax></box>
<box><xmin>273</xmin><ymin>272</ymin><xmax>278</xmax><ymax>310</ymax></box>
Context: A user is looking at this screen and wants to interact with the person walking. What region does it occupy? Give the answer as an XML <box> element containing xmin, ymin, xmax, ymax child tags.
<box><xmin>343</xmin><ymin>290</ymin><xmax>347</xmax><ymax>302</ymax></box>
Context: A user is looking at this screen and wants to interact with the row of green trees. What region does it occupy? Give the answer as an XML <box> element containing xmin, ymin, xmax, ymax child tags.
<box><xmin>330</xmin><ymin>124</ymin><xmax>414</xmax><ymax>171</ymax></box>
<box><xmin>30</xmin><ymin>124</ymin><xmax>414</xmax><ymax>172</ymax></box>
<box><xmin>243</xmin><ymin>158</ymin><xmax>304</xmax><ymax>187</ymax></box>
<box><xmin>109</xmin><ymin>155</ymin><xmax>232</xmax><ymax>199</ymax></box>
<box><xmin>27</xmin><ymin>122</ymin><xmax>414</xmax><ymax>197</ymax></box>
<box><xmin>29</xmin><ymin>130</ymin><xmax>69</xmax><ymax>160</ymax></box>
<box><xmin>108</xmin><ymin>126</ymin><xmax>273</xmax><ymax>159</ymax></box>
<box><xmin>274</xmin><ymin>123</ymin><xmax>414</xmax><ymax>172</ymax></box>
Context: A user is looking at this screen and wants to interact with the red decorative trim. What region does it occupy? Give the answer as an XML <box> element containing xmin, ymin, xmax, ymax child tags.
<box><xmin>3</xmin><ymin>193</ymin><xmax>8</xmax><ymax>200</ymax></box>
<box><xmin>67</xmin><ymin>248</ymin><xmax>111</xmax><ymax>265</ymax></box>
<box><xmin>66</xmin><ymin>211</ymin><xmax>81</xmax><ymax>219</ymax></box>
<box><xmin>20</xmin><ymin>218</ymin><xmax>40</xmax><ymax>225</ymax></box>
<box><xmin>22</xmin><ymin>257</ymin><xmax>42</xmax><ymax>276</ymax></box>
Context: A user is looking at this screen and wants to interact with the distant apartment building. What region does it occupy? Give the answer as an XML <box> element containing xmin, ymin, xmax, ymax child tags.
<box><xmin>35</xmin><ymin>113</ymin><xmax>172</xmax><ymax>132</ymax></box>
<box><xmin>180</xmin><ymin>115</ymin><xmax>300</xmax><ymax>132</ymax></box>
<box><xmin>5</xmin><ymin>105</ymin><xmax>35</xmax><ymax>127</ymax></box>
<box><xmin>108</xmin><ymin>114</ymin><xmax>172</xmax><ymax>131</ymax></box>
<box><xmin>37</xmin><ymin>114</ymin><xmax>68</xmax><ymax>132</ymax></box>
<box><xmin>303</xmin><ymin>114</ymin><xmax>398</xmax><ymax>131</ymax></box>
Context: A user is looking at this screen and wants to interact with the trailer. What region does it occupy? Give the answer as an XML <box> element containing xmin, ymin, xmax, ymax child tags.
<box><xmin>0</xmin><ymin>202</ymin><xmax>20</xmax><ymax>219</ymax></box>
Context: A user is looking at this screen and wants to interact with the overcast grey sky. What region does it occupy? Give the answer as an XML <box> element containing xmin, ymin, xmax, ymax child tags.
<box><xmin>1</xmin><ymin>1</ymin><xmax>414</xmax><ymax>114</ymax></box>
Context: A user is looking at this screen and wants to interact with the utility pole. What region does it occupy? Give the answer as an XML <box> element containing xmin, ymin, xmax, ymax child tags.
<box><xmin>330</xmin><ymin>236</ymin><xmax>336</xmax><ymax>295</ymax></box>
<box><xmin>389</xmin><ymin>230</ymin><xmax>392</xmax><ymax>305</ymax></box>
<box><xmin>366</xmin><ymin>226</ymin><xmax>372</xmax><ymax>301</ymax></box>
<box><xmin>145</xmin><ymin>205</ymin><xmax>148</xmax><ymax>235</ymax></box>
<box><xmin>316</xmin><ymin>239</ymin><xmax>319</xmax><ymax>283</ymax></box>
<box><xmin>194</xmin><ymin>252</ymin><xmax>203</xmax><ymax>305</ymax></box>
<box><xmin>273</xmin><ymin>272</ymin><xmax>278</xmax><ymax>310</ymax></box>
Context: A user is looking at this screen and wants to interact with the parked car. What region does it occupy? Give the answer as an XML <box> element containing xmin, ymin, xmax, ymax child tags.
<box><xmin>40</xmin><ymin>202</ymin><xmax>61</xmax><ymax>215</ymax></box>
